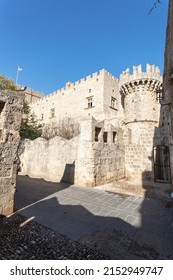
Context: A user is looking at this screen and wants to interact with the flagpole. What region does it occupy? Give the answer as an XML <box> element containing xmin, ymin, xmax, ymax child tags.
<box><xmin>15</xmin><ymin>66</ymin><xmax>23</xmax><ymax>85</ymax></box>
<box><xmin>15</xmin><ymin>67</ymin><xmax>19</xmax><ymax>85</ymax></box>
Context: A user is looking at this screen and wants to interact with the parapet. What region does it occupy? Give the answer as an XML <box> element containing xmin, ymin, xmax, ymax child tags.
<box><xmin>119</xmin><ymin>64</ymin><xmax>162</xmax><ymax>86</ymax></box>
<box><xmin>31</xmin><ymin>69</ymin><xmax>118</xmax><ymax>105</ymax></box>
<box><xmin>16</xmin><ymin>85</ymin><xmax>45</xmax><ymax>104</ymax></box>
<box><xmin>51</xmin><ymin>69</ymin><xmax>118</xmax><ymax>93</ymax></box>
<box><xmin>25</xmin><ymin>87</ymin><xmax>44</xmax><ymax>97</ymax></box>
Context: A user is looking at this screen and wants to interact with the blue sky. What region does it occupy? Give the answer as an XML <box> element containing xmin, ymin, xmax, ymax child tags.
<box><xmin>0</xmin><ymin>0</ymin><xmax>168</xmax><ymax>94</ymax></box>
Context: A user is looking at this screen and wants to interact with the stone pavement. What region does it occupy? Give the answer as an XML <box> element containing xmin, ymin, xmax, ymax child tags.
<box><xmin>14</xmin><ymin>176</ymin><xmax>173</xmax><ymax>259</ymax></box>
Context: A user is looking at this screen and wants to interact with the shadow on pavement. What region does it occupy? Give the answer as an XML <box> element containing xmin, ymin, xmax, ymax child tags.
<box><xmin>15</xmin><ymin>176</ymin><xmax>70</xmax><ymax>210</ymax></box>
<box><xmin>12</xmin><ymin>175</ymin><xmax>173</xmax><ymax>260</ymax></box>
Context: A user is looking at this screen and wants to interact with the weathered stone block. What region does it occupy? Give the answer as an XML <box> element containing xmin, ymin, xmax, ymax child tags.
<box><xmin>0</xmin><ymin>90</ymin><xmax>23</xmax><ymax>216</ymax></box>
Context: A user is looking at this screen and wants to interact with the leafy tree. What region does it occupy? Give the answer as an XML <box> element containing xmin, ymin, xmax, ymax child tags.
<box><xmin>0</xmin><ymin>74</ymin><xmax>16</xmax><ymax>90</ymax></box>
<box><xmin>20</xmin><ymin>101</ymin><xmax>42</xmax><ymax>140</ymax></box>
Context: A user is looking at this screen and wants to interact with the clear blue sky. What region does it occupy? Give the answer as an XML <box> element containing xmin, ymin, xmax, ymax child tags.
<box><xmin>0</xmin><ymin>0</ymin><xmax>168</xmax><ymax>94</ymax></box>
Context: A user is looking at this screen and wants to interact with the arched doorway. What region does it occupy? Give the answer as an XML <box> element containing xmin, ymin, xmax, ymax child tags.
<box><xmin>154</xmin><ymin>145</ymin><xmax>171</xmax><ymax>183</ymax></box>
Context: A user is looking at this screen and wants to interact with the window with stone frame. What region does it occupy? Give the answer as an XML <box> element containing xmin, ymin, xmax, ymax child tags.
<box><xmin>41</xmin><ymin>113</ymin><xmax>44</xmax><ymax>121</ymax></box>
<box><xmin>50</xmin><ymin>108</ymin><xmax>55</xmax><ymax>118</ymax></box>
<box><xmin>113</xmin><ymin>131</ymin><xmax>117</xmax><ymax>143</ymax></box>
<box><xmin>87</xmin><ymin>96</ymin><xmax>94</xmax><ymax>108</ymax></box>
<box><xmin>121</xmin><ymin>94</ymin><xmax>125</xmax><ymax>109</ymax></box>
<box><xmin>103</xmin><ymin>132</ymin><xmax>108</xmax><ymax>143</ymax></box>
<box><xmin>95</xmin><ymin>127</ymin><xmax>101</xmax><ymax>142</ymax></box>
<box><xmin>110</xmin><ymin>96</ymin><xmax>116</xmax><ymax>109</ymax></box>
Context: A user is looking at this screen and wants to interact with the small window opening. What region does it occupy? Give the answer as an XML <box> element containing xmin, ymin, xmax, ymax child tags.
<box><xmin>128</xmin><ymin>128</ymin><xmax>132</xmax><ymax>144</ymax></box>
<box><xmin>41</xmin><ymin>114</ymin><xmax>44</xmax><ymax>121</ymax></box>
<box><xmin>50</xmin><ymin>108</ymin><xmax>55</xmax><ymax>118</ymax></box>
<box><xmin>89</xmin><ymin>89</ymin><xmax>92</xmax><ymax>93</ymax></box>
<box><xmin>113</xmin><ymin>132</ymin><xmax>117</xmax><ymax>143</ymax></box>
<box><xmin>87</xmin><ymin>97</ymin><xmax>93</xmax><ymax>108</ymax></box>
<box><xmin>0</xmin><ymin>101</ymin><xmax>5</xmax><ymax>114</ymax></box>
<box><xmin>121</xmin><ymin>94</ymin><xmax>125</xmax><ymax>109</ymax></box>
<box><xmin>103</xmin><ymin>132</ymin><xmax>108</xmax><ymax>143</ymax></box>
<box><xmin>111</xmin><ymin>97</ymin><xmax>116</xmax><ymax>108</ymax></box>
<box><xmin>95</xmin><ymin>127</ymin><xmax>101</xmax><ymax>142</ymax></box>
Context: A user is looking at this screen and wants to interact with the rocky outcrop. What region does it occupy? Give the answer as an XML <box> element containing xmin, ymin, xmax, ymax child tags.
<box><xmin>0</xmin><ymin>90</ymin><xmax>23</xmax><ymax>215</ymax></box>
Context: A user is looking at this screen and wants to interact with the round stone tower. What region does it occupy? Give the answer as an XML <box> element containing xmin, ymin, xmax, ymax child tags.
<box><xmin>119</xmin><ymin>64</ymin><xmax>162</xmax><ymax>184</ymax></box>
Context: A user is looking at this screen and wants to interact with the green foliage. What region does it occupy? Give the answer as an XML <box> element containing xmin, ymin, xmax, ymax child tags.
<box><xmin>0</xmin><ymin>74</ymin><xmax>16</xmax><ymax>90</ymax></box>
<box><xmin>22</xmin><ymin>101</ymin><xmax>30</xmax><ymax>115</ymax></box>
<box><xmin>20</xmin><ymin>101</ymin><xmax>42</xmax><ymax>140</ymax></box>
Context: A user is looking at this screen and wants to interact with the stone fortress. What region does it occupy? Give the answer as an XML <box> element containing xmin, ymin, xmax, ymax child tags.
<box><xmin>20</xmin><ymin>63</ymin><xmax>168</xmax><ymax>188</ymax></box>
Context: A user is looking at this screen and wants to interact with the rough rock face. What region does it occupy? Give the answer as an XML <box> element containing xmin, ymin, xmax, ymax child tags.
<box><xmin>0</xmin><ymin>90</ymin><xmax>23</xmax><ymax>216</ymax></box>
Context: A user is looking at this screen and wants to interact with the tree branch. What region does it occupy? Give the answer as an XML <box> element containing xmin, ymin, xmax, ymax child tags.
<box><xmin>148</xmin><ymin>0</ymin><xmax>161</xmax><ymax>15</ymax></box>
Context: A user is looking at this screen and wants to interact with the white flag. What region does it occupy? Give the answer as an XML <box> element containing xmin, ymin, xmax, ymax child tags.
<box><xmin>18</xmin><ymin>66</ymin><xmax>23</xmax><ymax>71</ymax></box>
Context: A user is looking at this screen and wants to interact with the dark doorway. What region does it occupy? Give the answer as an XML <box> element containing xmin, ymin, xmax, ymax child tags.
<box><xmin>154</xmin><ymin>145</ymin><xmax>171</xmax><ymax>183</ymax></box>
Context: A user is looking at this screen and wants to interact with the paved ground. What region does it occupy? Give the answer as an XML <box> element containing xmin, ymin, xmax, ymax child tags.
<box><xmin>13</xmin><ymin>176</ymin><xmax>173</xmax><ymax>259</ymax></box>
<box><xmin>0</xmin><ymin>215</ymin><xmax>109</xmax><ymax>260</ymax></box>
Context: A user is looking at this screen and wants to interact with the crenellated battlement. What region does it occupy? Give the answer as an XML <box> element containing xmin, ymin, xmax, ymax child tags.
<box><xmin>31</xmin><ymin>69</ymin><xmax>118</xmax><ymax>105</ymax></box>
<box><xmin>25</xmin><ymin>87</ymin><xmax>44</xmax><ymax>97</ymax></box>
<box><xmin>16</xmin><ymin>85</ymin><xmax>45</xmax><ymax>103</ymax></box>
<box><xmin>31</xmin><ymin>64</ymin><xmax>162</xmax><ymax>108</ymax></box>
<box><xmin>21</xmin><ymin>63</ymin><xmax>164</xmax><ymax>190</ymax></box>
<box><xmin>119</xmin><ymin>64</ymin><xmax>162</xmax><ymax>86</ymax></box>
<box><xmin>52</xmin><ymin>69</ymin><xmax>118</xmax><ymax>93</ymax></box>
<box><xmin>17</xmin><ymin>85</ymin><xmax>44</xmax><ymax>97</ymax></box>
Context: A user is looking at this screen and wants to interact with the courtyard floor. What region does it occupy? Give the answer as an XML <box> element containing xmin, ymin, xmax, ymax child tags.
<box><xmin>0</xmin><ymin>175</ymin><xmax>173</xmax><ymax>260</ymax></box>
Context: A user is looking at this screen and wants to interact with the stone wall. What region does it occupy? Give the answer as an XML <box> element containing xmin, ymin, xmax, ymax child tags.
<box><xmin>19</xmin><ymin>136</ymin><xmax>79</xmax><ymax>183</ymax></box>
<box><xmin>30</xmin><ymin>69</ymin><xmax>119</xmax><ymax>124</ymax></box>
<box><xmin>120</xmin><ymin>64</ymin><xmax>161</xmax><ymax>124</ymax></box>
<box><xmin>19</xmin><ymin>64</ymin><xmax>163</xmax><ymax>188</ymax></box>
<box><xmin>16</xmin><ymin>85</ymin><xmax>44</xmax><ymax>103</ymax></box>
<box><xmin>24</xmin><ymin>88</ymin><xmax>44</xmax><ymax>103</ymax></box>
<box><xmin>0</xmin><ymin>90</ymin><xmax>23</xmax><ymax>216</ymax></box>
<box><xmin>120</xmin><ymin>65</ymin><xmax>162</xmax><ymax>184</ymax></box>
<box><xmin>19</xmin><ymin>117</ymin><xmax>125</xmax><ymax>187</ymax></box>
<box><xmin>162</xmin><ymin>0</ymin><xmax>173</xmax><ymax>184</ymax></box>
<box><xmin>75</xmin><ymin>117</ymin><xmax>125</xmax><ymax>187</ymax></box>
<box><xmin>123</xmin><ymin>123</ymin><xmax>157</xmax><ymax>182</ymax></box>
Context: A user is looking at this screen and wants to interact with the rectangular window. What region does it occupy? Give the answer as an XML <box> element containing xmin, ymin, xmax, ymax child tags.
<box><xmin>87</xmin><ymin>96</ymin><xmax>93</xmax><ymax>108</ymax></box>
<box><xmin>103</xmin><ymin>132</ymin><xmax>108</xmax><ymax>143</ymax></box>
<box><xmin>121</xmin><ymin>95</ymin><xmax>125</xmax><ymax>109</ymax></box>
<box><xmin>50</xmin><ymin>108</ymin><xmax>55</xmax><ymax>118</ymax></box>
<box><xmin>95</xmin><ymin>127</ymin><xmax>101</xmax><ymax>142</ymax></box>
<box><xmin>111</xmin><ymin>96</ymin><xmax>116</xmax><ymax>108</ymax></box>
<box><xmin>113</xmin><ymin>131</ymin><xmax>117</xmax><ymax>143</ymax></box>
<box><xmin>41</xmin><ymin>114</ymin><xmax>44</xmax><ymax>121</ymax></box>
